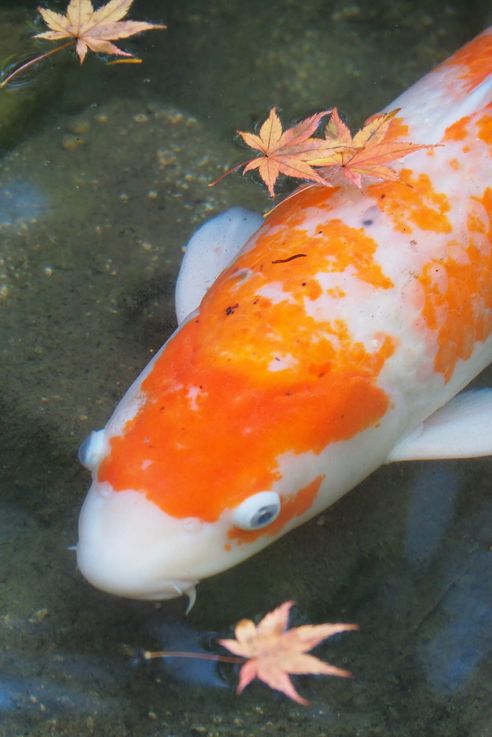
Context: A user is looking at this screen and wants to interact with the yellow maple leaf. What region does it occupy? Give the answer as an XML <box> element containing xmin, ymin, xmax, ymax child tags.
<box><xmin>210</xmin><ymin>108</ymin><xmax>350</xmax><ymax>197</ymax></box>
<box><xmin>315</xmin><ymin>107</ymin><xmax>435</xmax><ymax>188</ymax></box>
<box><xmin>219</xmin><ymin>600</ymin><xmax>358</xmax><ymax>705</ymax></box>
<box><xmin>35</xmin><ymin>0</ymin><xmax>166</xmax><ymax>64</ymax></box>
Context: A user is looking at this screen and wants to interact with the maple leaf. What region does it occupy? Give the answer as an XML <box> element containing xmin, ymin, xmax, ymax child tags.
<box><xmin>210</xmin><ymin>108</ymin><xmax>350</xmax><ymax>197</ymax></box>
<box><xmin>315</xmin><ymin>107</ymin><xmax>434</xmax><ymax>188</ymax></box>
<box><xmin>219</xmin><ymin>600</ymin><xmax>358</xmax><ymax>705</ymax></box>
<box><xmin>34</xmin><ymin>0</ymin><xmax>166</xmax><ymax>64</ymax></box>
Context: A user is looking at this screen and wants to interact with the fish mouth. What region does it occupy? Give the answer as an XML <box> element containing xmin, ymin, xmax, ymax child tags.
<box><xmin>77</xmin><ymin>556</ymin><xmax>199</xmax><ymax>610</ymax></box>
<box><xmin>131</xmin><ymin>578</ymin><xmax>199</xmax><ymax>611</ymax></box>
<box><xmin>76</xmin><ymin>483</ymin><xmax>202</xmax><ymax>611</ymax></box>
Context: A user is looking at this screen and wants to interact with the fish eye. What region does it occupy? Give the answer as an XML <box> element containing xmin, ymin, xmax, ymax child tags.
<box><xmin>232</xmin><ymin>491</ymin><xmax>281</xmax><ymax>531</ymax></box>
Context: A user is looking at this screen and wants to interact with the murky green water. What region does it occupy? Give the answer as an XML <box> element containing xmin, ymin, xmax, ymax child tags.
<box><xmin>1</xmin><ymin>1</ymin><xmax>491</xmax><ymax>735</ymax></box>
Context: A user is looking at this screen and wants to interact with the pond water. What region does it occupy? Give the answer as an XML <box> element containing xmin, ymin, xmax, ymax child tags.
<box><xmin>0</xmin><ymin>1</ymin><xmax>491</xmax><ymax>736</ymax></box>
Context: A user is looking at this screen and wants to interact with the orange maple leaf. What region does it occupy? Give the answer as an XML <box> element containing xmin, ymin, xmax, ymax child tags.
<box><xmin>35</xmin><ymin>0</ymin><xmax>166</xmax><ymax>64</ymax></box>
<box><xmin>219</xmin><ymin>600</ymin><xmax>358</xmax><ymax>705</ymax></box>
<box><xmin>210</xmin><ymin>108</ymin><xmax>350</xmax><ymax>197</ymax></box>
<box><xmin>315</xmin><ymin>107</ymin><xmax>434</xmax><ymax>188</ymax></box>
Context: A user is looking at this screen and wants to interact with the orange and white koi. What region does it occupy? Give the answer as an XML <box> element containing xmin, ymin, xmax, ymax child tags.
<box><xmin>77</xmin><ymin>29</ymin><xmax>492</xmax><ymax>607</ymax></box>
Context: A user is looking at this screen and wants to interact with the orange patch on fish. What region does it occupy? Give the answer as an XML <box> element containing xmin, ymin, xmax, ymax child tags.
<box><xmin>439</xmin><ymin>29</ymin><xmax>492</xmax><ymax>92</ymax></box>
<box><xmin>228</xmin><ymin>476</ymin><xmax>324</xmax><ymax>545</ymax></box>
<box><xmin>264</xmin><ymin>184</ymin><xmax>340</xmax><ymax>230</ymax></box>
<box><xmin>477</xmin><ymin>112</ymin><xmax>492</xmax><ymax>146</ymax></box>
<box><xmin>310</xmin><ymin>220</ymin><xmax>394</xmax><ymax>289</ymax></box>
<box><xmin>304</xmin><ymin>280</ymin><xmax>323</xmax><ymax>300</ymax></box>
<box><xmin>444</xmin><ymin>115</ymin><xmax>471</xmax><ymax>141</ymax></box>
<box><xmin>467</xmin><ymin>210</ymin><xmax>486</xmax><ymax>234</ymax></box>
<box><xmin>369</xmin><ymin>170</ymin><xmax>452</xmax><ymax>235</ymax></box>
<box><xmin>203</xmin><ymin>201</ymin><xmax>395</xmax><ymax>384</ymax></box>
<box><xmin>98</xmin><ymin>190</ymin><xmax>398</xmax><ymax>522</ymax></box>
<box><xmin>228</xmin><ymin>190</ymin><xmax>394</xmax><ymax>294</ymax></box>
<box><xmin>385</xmin><ymin>115</ymin><xmax>410</xmax><ymax>141</ymax></box>
<box><xmin>328</xmin><ymin>287</ymin><xmax>346</xmax><ymax>299</ymax></box>
<box><xmin>417</xmin><ymin>188</ymin><xmax>492</xmax><ymax>381</ymax></box>
<box><xmin>98</xmin><ymin>317</ymin><xmax>392</xmax><ymax>522</ymax></box>
<box><xmin>481</xmin><ymin>187</ymin><xmax>492</xmax><ymax>224</ymax></box>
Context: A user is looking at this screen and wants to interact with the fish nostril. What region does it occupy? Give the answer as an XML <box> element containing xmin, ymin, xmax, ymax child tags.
<box><xmin>78</xmin><ymin>429</ymin><xmax>106</xmax><ymax>470</ymax></box>
<box><xmin>182</xmin><ymin>517</ymin><xmax>202</xmax><ymax>533</ymax></box>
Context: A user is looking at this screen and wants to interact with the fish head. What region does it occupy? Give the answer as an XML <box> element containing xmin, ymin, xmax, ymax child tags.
<box><xmin>75</xmin><ymin>368</ymin><xmax>333</xmax><ymax>606</ymax></box>
<box><xmin>76</xmin><ymin>283</ymin><xmax>393</xmax><ymax>605</ymax></box>
<box><xmin>75</xmin><ymin>421</ymin><xmax>327</xmax><ymax>606</ymax></box>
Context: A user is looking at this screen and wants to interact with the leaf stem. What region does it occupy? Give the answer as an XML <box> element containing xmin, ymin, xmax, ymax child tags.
<box><xmin>208</xmin><ymin>162</ymin><xmax>247</xmax><ymax>188</ymax></box>
<box><xmin>0</xmin><ymin>40</ymin><xmax>75</xmax><ymax>88</ymax></box>
<box><xmin>143</xmin><ymin>650</ymin><xmax>244</xmax><ymax>664</ymax></box>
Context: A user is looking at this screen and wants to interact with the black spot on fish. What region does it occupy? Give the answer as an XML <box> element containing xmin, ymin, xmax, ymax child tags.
<box><xmin>225</xmin><ymin>303</ymin><xmax>239</xmax><ymax>316</ymax></box>
<box><xmin>362</xmin><ymin>219</ymin><xmax>373</xmax><ymax>226</ymax></box>
<box><xmin>272</xmin><ymin>253</ymin><xmax>307</xmax><ymax>264</ymax></box>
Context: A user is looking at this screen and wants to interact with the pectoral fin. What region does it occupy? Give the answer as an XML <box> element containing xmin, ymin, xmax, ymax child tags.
<box><xmin>387</xmin><ymin>389</ymin><xmax>492</xmax><ymax>462</ymax></box>
<box><xmin>175</xmin><ymin>207</ymin><xmax>263</xmax><ymax>324</ymax></box>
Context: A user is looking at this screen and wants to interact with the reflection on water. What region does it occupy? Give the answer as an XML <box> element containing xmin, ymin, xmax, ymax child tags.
<box><xmin>404</xmin><ymin>466</ymin><xmax>461</xmax><ymax>567</ymax></box>
<box><xmin>144</xmin><ymin>618</ymin><xmax>228</xmax><ymax>689</ymax></box>
<box><xmin>0</xmin><ymin>0</ymin><xmax>491</xmax><ymax>736</ymax></box>
<box><xmin>404</xmin><ymin>467</ymin><xmax>492</xmax><ymax>696</ymax></box>
<box><xmin>422</xmin><ymin>549</ymin><xmax>491</xmax><ymax>696</ymax></box>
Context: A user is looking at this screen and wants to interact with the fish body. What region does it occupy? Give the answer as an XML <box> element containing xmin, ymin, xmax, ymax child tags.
<box><xmin>77</xmin><ymin>29</ymin><xmax>492</xmax><ymax>604</ymax></box>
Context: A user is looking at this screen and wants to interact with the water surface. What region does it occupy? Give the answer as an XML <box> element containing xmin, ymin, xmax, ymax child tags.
<box><xmin>0</xmin><ymin>1</ymin><xmax>491</xmax><ymax>736</ymax></box>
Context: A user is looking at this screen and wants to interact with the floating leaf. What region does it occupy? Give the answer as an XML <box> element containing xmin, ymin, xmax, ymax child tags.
<box><xmin>316</xmin><ymin>108</ymin><xmax>435</xmax><ymax>188</ymax></box>
<box><xmin>210</xmin><ymin>108</ymin><xmax>349</xmax><ymax>197</ymax></box>
<box><xmin>35</xmin><ymin>0</ymin><xmax>166</xmax><ymax>64</ymax></box>
<box><xmin>219</xmin><ymin>600</ymin><xmax>358</xmax><ymax>705</ymax></box>
<box><xmin>212</xmin><ymin>106</ymin><xmax>436</xmax><ymax>196</ymax></box>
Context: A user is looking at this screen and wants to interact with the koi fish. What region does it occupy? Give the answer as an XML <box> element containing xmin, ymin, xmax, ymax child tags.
<box><xmin>77</xmin><ymin>29</ymin><xmax>492</xmax><ymax>607</ymax></box>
